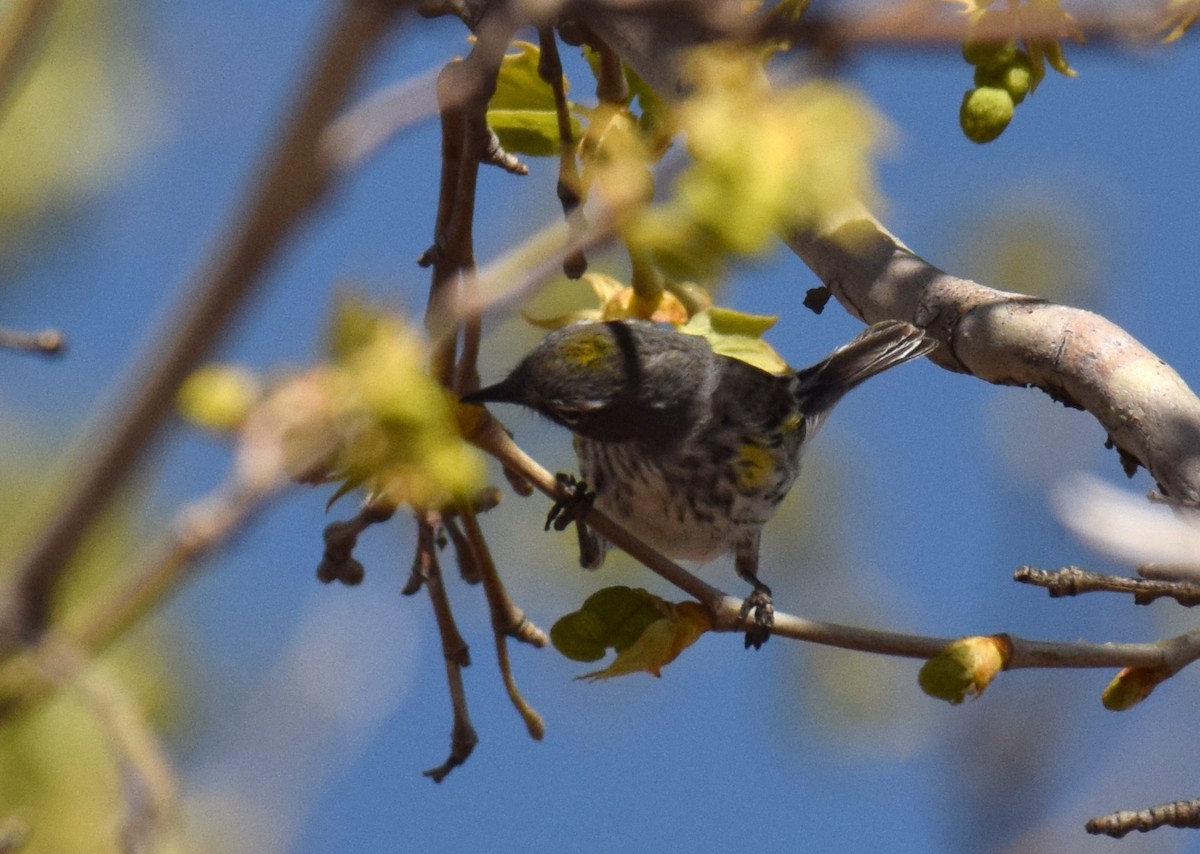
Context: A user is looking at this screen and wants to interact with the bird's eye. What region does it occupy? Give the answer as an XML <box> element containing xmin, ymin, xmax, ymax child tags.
<box><xmin>557</xmin><ymin>408</ymin><xmax>586</xmax><ymax>425</ymax></box>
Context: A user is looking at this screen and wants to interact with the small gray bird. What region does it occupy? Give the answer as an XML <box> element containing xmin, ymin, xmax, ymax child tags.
<box><xmin>465</xmin><ymin>318</ymin><xmax>936</xmax><ymax>648</ymax></box>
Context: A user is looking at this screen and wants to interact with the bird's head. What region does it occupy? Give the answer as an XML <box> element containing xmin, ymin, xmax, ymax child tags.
<box><xmin>463</xmin><ymin>321</ymin><xmax>705</xmax><ymax>446</ymax></box>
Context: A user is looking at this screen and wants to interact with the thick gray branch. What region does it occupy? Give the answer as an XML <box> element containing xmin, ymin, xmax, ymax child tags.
<box><xmin>584</xmin><ymin>4</ymin><xmax>1200</xmax><ymax>507</ymax></box>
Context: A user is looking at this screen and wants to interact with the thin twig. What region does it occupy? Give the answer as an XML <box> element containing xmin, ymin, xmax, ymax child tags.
<box><xmin>456</xmin><ymin>500</ymin><xmax>546</xmax><ymax>739</ymax></box>
<box><xmin>537</xmin><ymin>25</ymin><xmax>587</xmax><ymax>279</ymax></box>
<box><xmin>0</xmin><ymin>327</ymin><xmax>65</xmax><ymax>356</ymax></box>
<box><xmin>415</xmin><ymin>514</ymin><xmax>478</xmax><ymax>782</ymax></box>
<box><xmin>0</xmin><ymin>0</ymin><xmax>408</xmax><ymax>650</ymax></box>
<box><xmin>1087</xmin><ymin>798</ymin><xmax>1200</xmax><ymax>838</ymax></box>
<box><xmin>425</xmin><ymin>8</ymin><xmax>520</xmax><ymax>387</ymax></box>
<box><xmin>1015</xmin><ymin>565</ymin><xmax>1200</xmax><ymax>607</ymax></box>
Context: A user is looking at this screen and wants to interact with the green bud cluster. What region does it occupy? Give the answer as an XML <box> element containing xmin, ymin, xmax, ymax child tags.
<box><xmin>958</xmin><ymin>14</ymin><xmax>1034</xmax><ymax>143</ymax></box>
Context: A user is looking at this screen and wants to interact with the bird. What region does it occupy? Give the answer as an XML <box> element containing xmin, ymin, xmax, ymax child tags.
<box><xmin>463</xmin><ymin>318</ymin><xmax>936</xmax><ymax>648</ymax></box>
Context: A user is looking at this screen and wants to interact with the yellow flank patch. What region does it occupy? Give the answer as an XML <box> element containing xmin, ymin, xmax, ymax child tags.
<box><xmin>562</xmin><ymin>334</ymin><xmax>614</xmax><ymax>368</ymax></box>
<box><xmin>735</xmin><ymin>444</ymin><xmax>774</xmax><ymax>490</ymax></box>
<box><xmin>783</xmin><ymin>414</ymin><xmax>803</xmax><ymax>433</ymax></box>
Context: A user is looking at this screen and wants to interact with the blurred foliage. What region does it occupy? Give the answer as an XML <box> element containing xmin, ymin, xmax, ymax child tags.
<box><xmin>490</xmin><ymin>38</ymin><xmax>884</xmax><ymax>297</ymax></box>
<box><xmin>0</xmin><ymin>0</ymin><xmax>156</xmax><ymax>263</ymax></box>
<box><xmin>941</xmin><ymin>187</ymin><xmax>1102</xmax><ymax>304</ymax></box>
<box><xmin>177</xmin><ymin>297</ymin><xmax>485</xmax><ymax>508</ymax></box>
<box><xmin>0</xmin><ymin>428</ymin><xmax>190</xmax><ymax>852</ymax></box>
<box><xmin>630</xmin><ymin>47</ymin><xmax>885</xmax><ymax>280</ymax></box>
<box><xmin>177</xmin><ymin>364</ymin><xmax>263</xmax><ymax>433</ymax></box>
<box><xmin>317</xmin><ymin>297</ymin><xmax>485</xmax><ymax>506</ymax></box>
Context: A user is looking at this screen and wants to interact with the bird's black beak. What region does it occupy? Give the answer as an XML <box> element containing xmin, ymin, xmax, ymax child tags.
<box><xmin>460</xmin><ymin>376</ymin><xmax>520</xmax><ymax>407</ymax></box>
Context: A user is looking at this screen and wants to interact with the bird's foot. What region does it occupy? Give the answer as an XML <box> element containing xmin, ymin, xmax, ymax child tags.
<box><xmin>545</xmin><ymin>473</ymin><xmax>594</xmax><ymax>531</ymax></box>
<box><xmin>546</xmin><ymin>473</ymin><xmax>603</xmax><ymax>570</ymax></box>
<box><xmin>738</xmin><ymin>586</ymin><xmax>774</xmax><ymax>650</ymax></box>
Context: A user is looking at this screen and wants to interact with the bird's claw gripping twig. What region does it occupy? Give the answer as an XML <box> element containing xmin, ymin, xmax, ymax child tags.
<box><xmin>738</xmin><ymin>586</ymin><xmax>774</xmax><ymax>650</ymax></box>
<box><xmin>545</xmin><ymin>473</ymin><xmax>603</xmax><ymax>570</ymax></box>
<box><xmin>545</xmin><ymin>473</ymin><xmax>594</xmax><ymax>531</ymax></box>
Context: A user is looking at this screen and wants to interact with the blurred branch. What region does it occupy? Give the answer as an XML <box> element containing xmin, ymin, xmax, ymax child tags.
<box><xmin>0</xmin><ymin>0</ymin><xmax>57</xmax><ymax>118</ymax></box>
<box><xmin>37</xmin><ymin>637</ymin><xmax>180</xmax><ymax>854</ymax></box>
<box><xmin>0</xmin><ymin>0</ymin><xmax>409</xmax><ymax>650</ymax></box>
<box><xmin>750</xmin><ymin>1</ymin><xmax>1162</xmax><ymax>53</ymax></box>
<box><xmin>321</xmin><ymin>65</ymin><xmax>440</xmax><ymax>173</ymax></box>
<box><xmin>0</xmin><ymin>326</ymin><xmax>65</xmax><ymax>356</ymax></box>
<box><xmin>0</xmin><ymin>396</ymin><xmax>301</xmax><ymax>726</ymax></box>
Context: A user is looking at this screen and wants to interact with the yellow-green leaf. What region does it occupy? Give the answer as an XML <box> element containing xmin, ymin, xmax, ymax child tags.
<box><xmin>580</xmin><ymin>602</ymin><xmax>711</xmax><ymax>680</ymax></box>
<box><xmin>551</xmin><ymin>587</ymin><xmax>711</xmax><ymax>678</ymax></box>
<box><xmin>677</xmin><ymin>309</ymin><xmax>788</xmax><ymax>375</ymax></box>
<box><xmin>488</xmin><ymin>40</ymin><xmax>581</xmax><ymax>157</ymax></box>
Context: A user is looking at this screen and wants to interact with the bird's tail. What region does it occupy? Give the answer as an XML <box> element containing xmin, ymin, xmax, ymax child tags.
<box><xmin>791</xmin><ymin>320</ymin><xmax>936</xmax><ymax>417</ymax></box>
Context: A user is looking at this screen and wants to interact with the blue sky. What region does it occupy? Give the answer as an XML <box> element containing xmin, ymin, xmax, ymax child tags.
<box><xmin>3</xmin><ymin>3</ymin><xmax>1200</xmax><ymax>852</ymax></box>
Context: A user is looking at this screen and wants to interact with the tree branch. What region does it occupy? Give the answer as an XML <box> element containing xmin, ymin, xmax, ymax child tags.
<box><xmin>583</xmin><ymin>5</ymin><xmax>1200</xmax><ymax>512</ymax></box>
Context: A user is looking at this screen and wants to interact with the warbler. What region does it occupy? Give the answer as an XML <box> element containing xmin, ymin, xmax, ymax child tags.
<box><xmin>465</xmin><ymin>319</ymin><xmax>936</xmax><ymax>648</ymax></box>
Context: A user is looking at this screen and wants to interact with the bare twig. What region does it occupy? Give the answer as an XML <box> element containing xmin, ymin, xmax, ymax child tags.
<box><xmin>1087</xmin><ymin>798</ymin><xmax>1200</xmax><ymax>838</ymax></box>
<box><xmin>316</xmin><ymin>498</ymin><xmax>397</xmax><ymax>586</ymax></box>
<box><xmin>537</xmin><ymin>25</ymin><xmax>587</xmax><ymax>279</ymax></box>
<box><xmin>415</xmin><ymin>514</ymin><xmax>478</xmax><ymax>782</ymax></box>
<box><xmin>0</xmin><ymin>326</ymin><xmax>65</xmax><ymax>356</ymax></box>
<box><xmin>0</xmin><ymin>0</ymin><xmax>409</xmax><ymax>650</ymax></box>
<box><xmin>1015</xmin><ymin>565</ymin><xmax>1200</xmax><ymax>607</ymax></box>
<box><xmin>456</xmin><ymin>499</ymin><xmax>546</xmax><ymax>739</ymax></box>
<box><xmin>425</xmin><ymin>7</ymin><xmax>520</xmax><ymax>388</ymax></box>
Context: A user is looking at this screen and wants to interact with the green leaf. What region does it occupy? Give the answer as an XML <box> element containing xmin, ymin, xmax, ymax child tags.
<box><xmin>677</xmin><ymin>309</ymin><xmax>789</xmax><ymax>375</ymax></box>
<box><xmin>550</xmin><ymin>586</ymin><xmax>711</xmax><ymax>678</ymax></box>
<box><xmin>487</xmin><ymin>109</ymin><xmax>569</xmax><ymax>158</ymax></box>
<box><xmin>488</xmin><ymin>40</ymin><xmax>581</xmax><ymax>157</ymax></box>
